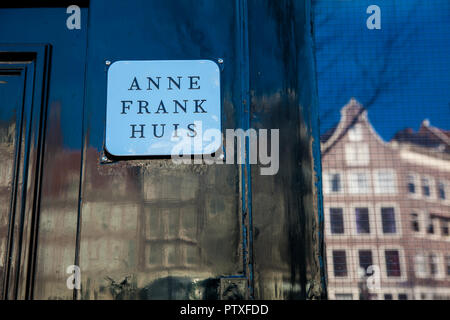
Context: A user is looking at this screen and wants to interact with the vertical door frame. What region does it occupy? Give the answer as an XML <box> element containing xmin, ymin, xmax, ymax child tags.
<box><xmin>0</xmin><ymin>44</ymin><xmax>51</xmax><ymax>299</ymax></box>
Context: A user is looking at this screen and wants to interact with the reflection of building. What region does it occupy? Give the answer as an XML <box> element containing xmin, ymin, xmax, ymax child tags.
<box><xmin>31</xmin><ymin>103</ymin><xmax>241</xmax><ymax>300</ymax></box>
<box><xmin>30</xmin><ymin>104</ymin><xmax>224</xmax><ymax>299</ymax></box>
<box><xmin>36</xmin><ymin>145</ymin><xmax>218</xmax><ymax>300</ymax></box>
<box><xmin>321</xmin><ymin>99</ymin><xmax>450</xmax><ymax>300</ymax></box>
<box><xmin>78</xmin><ymin>153</ymin><xmax>213</xmax><ymax>300</ymax></box>
<box><xmin>0</xmin><ymin>122</ymin><xmax>15</xmax><ymax>291</ymax></box>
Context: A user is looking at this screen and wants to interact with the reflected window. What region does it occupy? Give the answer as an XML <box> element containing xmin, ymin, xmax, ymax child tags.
<box><xmin>148</xmin><ymin>213</ymin><xmax>163</xmax><ymax>239</ymax></box>
<box><xmin>181</xmin><ymin>208</ymin><xmax>197</xmax><ymax>240</ymax></box>
<box><xmin>411</xmin><ymin>213</ymin><xmax>420</xmax><ymax>232</ymax></box>
<box><xmin>422</xmin><ymin>178</ymin><xmax>431</xmax><ymax>197</ymax></box>
<box><xmin>348</xmin><ymin>123</ymin><xmax>363</xmax><ymax>141</ymax></box>
<box><xmin>331</xmin><ymin>173</ymin><xmax>342</xmax><ymax>193</ymax></box>
<box><xmin>429</xmin><ymin>253</ymin><xmax>439</xmax><ymax>276</ymax></box>
<box><xmin>185</xmin><ymin>245</ymin><xmax>198</xmax><ymax>265</ymax></box>
<box><xmin>149</xmin><ymin>244</ymin><xmax>163</xmax><ymax>265</ymax></box>
<box><xmin>407</xmin><ymin>175</ymin><xmax>416</xmax><ymax>194</ymax></box>
<box><xmin>385</xmin><ymin>250</ymin><xmax>401</xmax><ymax>277</ymax></box>
<box><xmin>168</xmin><ymin>212</ymin><xmax>179</xmax><ymax>238</ymax></box>
<box><xmin>415</xmin><ymin>254</ymin><xmax>427</xmax><ymax>277</ymax></box>
<box><xmin>367</xmin><ymin>293</ymin><xmax>378</xmax><ymax>300</ymax></box>
<box><xmin>441</xmin><ymin>220</ymin><xmax>449</xmax><ymax>237</ymax></box>
<box><xmin>381</xmin><ymin>207</ymin><xmax>397</xmax><ymax>234</ymax></box>
<box><xmin>330</xmin><ymin>208</ymin><xmax>344</xmax><ymax>234</ymax></box>
<box><xmin>335</xmin><ymin>293</ymin><xmax>353</xmax><ymax>300</ymax></box>
<box><xmin>375</xmin><ymin>171</ymin><xmax>396</xmax><ymax>194</ymax></box>
<box><xmin>357</xmin><ymin>173</ymin><xmax>369</xmax><ymax>192</ymax></box>
<box><xmin>355</xmin><ymin>207</ymin><xmax>370</xmax><ymax>234</ymax></box>
<box><xmin>332</xmin><ymin>250</ymin><xmax>348</xmax><ymax>277</ymax></box>
<box><xmin>398</xmin><ymin>294</ymin><xmax>408</xmax><ymax>300</ymax></box>
<box><xmin>358</xmin><ymin>250</ymin><xmax>373</xmax><ymax>276</ymax></box>
<box><xmin>348</xmin><ymin>172</ymin><xmax>370</xmax><ymax>194</ymax></box>
<box><xmin>426</xmin><ymin>214</ymin><xmax>434</xmax><ymax>234</ymax></box>
<box><xmin>345</xmin><ymin>143</ymin><xmax>369</xmax><ymax>166</ymax></box>
<box><xmin>167</xmin><ymin>244</ymin><xmax>176</xmax><ymax>266</ymax></box>
<box><xmin>446</xmin><ymin>256</ymin><xmax>450</xmax><ymax>276</ymax></box>
<box><xmin>438</xmin><ymin>182</ymin><xmax>446</xmax><ymax>200</ymax></box>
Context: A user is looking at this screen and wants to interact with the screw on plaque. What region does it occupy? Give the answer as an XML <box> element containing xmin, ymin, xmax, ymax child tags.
<box><xmin>105</xmin><ymin>60</ymin><xmax>112</xmax><ymax>72</ymax></box>
<box><xmin>100</xmin><ymin>153</ymin><xmax>113</xmax><ymax>164</ymax></box>
<box><xmin>217</xmin><ymin>58</ymin><xmax>224</xmax><ymax>71</ymax></box>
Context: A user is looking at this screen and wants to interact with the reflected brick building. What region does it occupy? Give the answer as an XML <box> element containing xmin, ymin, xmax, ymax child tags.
<box><xmin>321</xmin><ymin>99</ymin><xmax>450</xmax><ymax>300</ymax></box>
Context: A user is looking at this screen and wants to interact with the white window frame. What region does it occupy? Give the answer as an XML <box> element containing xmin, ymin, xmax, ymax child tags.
<box><xmin>410</xmin><ymin>210</ymin><xmax>426</xmax><ymax>238</ymax></box>
<box><xmin>437</xmin><ymin>180</ymin><xmax>449</xmax><ymax>204</ymax></box>
<box><xmin>439</xmin><ymin>219</ymin><xmax>450</xmax><ymax>240</ymax></box>
<box><xmin>406</xmin><ymin>172</ymin><xmax>420</xmax><ymax>199</ymax></box>
<box><xmin>347</xmin><ymin>170</ymin><xmax>372</xmax><ymax>194</ymax></box>
<box><xmin>326</xmin><ymin>246</ymin><xmax>356</xmax><ymax>282</ymax></box>
<box><xmin>429</xmin><ymin>252</ymin><xmax>445</xmax><ymax>280</ymax></box>
<box><xmin>350</xmin><ymin>202</ymin><xmax>376</xmax><ymax>238</ymax></box>
<box><xmin>345</xmin><ymin>142</ymin><xmax>370</xmax><ymax>166</ymax></box>
<box><xmin>414</xmin><ymin>252</ymin><xmax>428</xmax><ymax>278</ymax></box>
<box><xmin>352</xmin><ymin>246</ymin><xmax>380</xmax><ymax>281</ymax></box>
<box><xmin>373</xmin><ymin>169</ymin><xmax>397</xmax><ymax>195</ymax></box>
<box><xmin>378</xmin><ymin>245</ymin><xmax>407</xmax><ymax>282</ymax></box>
<box><xmin>348</xmin><ymin>123</ymin><xmax>363</xmax><ymax>142</ymax></box>
<box><xmin>375</xmin><ymin>203</ymin><xmax>402</xmax><ymax>238</ymax></box>
<box><xmin>324</xmin><ymin>203</ymin><xmax>350</xmax><ymax>238</ymax></box>
<box><xmin>425</xmin><ymin>213</ymin><xmax>441</xmax><ymax>240</ymax></box>
<box><xmin>420</xmin><ymin>175</ymin><xmax>435</xmax><ymax>200</ymax></box>
<box><xmin>323</xmin><ymin>170</ymin><xmax>345</xmax><ymax>195</ymax></box>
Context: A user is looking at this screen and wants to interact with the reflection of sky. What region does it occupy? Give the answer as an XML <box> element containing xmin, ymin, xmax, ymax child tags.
<box><xmin>314</xmin><ymin>0</ymin><xmax>450</xmax><ymax>139</ymax></box>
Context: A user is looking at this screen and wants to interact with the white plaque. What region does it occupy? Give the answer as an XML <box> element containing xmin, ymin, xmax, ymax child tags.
<box><xmin>106</xmin><ymin>60</ymin><xmax>221</xmax><ymax>156</ymax></box>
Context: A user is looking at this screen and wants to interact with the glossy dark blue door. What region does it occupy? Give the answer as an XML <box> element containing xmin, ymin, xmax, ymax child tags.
<box><xmin>0</xmin><ymin>0</ymin><xmax>324</xmax><ymax>300</ymax></box>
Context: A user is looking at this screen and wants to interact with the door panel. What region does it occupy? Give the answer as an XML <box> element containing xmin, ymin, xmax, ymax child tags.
<box><xmin>0</xmin><ymin>70</ymin><xmax>24</xmax><ymax>296</ymax></box>
<box><xmin>0</xmin><ymin>5</ymin><xmax>88</xmax><ymax>299</ymax></box>
<box><xmin>0</xmin><ymin>49</ymin><xmax>49</xmax><ymax>300</ymax></box>
<box><xmin>78</xmin><ymin>0</ymin><xmax>243</xmax><ymax>300</ymax></box>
